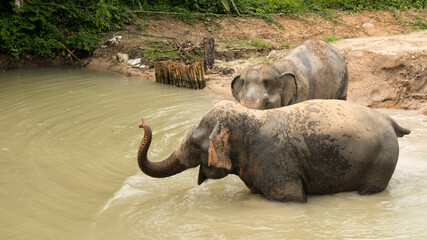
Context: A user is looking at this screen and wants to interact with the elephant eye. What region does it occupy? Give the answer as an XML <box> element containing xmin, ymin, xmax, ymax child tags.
<box><xmin>262</xmin><ymin>79</ymin><xmax>270</xmax><ymax>87</ymax></box>
<box><xmin>263</xmin><ymin>79</ymin><xmax>276</xmax><ymax>90</ymax></box>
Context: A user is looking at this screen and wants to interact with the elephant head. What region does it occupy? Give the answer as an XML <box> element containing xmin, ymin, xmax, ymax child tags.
<box><xmin>231</xmin><ymin>64</ymin><xmax>298</xmax><ymax>109</ymax></box>
<box><xmin>137</xmin><ymin>118</ymin><xmax>232</xmax><ymax>184</ymax></box>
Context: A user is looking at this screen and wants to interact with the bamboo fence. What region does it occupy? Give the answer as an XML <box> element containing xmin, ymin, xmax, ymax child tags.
<box><xmin>154</xmin><ymin>60</ymin><xmax>206</xmax><ymax>89</ymax></box>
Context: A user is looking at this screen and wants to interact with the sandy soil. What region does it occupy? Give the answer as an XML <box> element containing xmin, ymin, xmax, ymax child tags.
<box><xmin>202</xmin><ymin>30</ymin><xmax>427</xmax><ymax>113</ymax></box>
<box><xmin>86</xmin><ymin>11</ymin><xmax>426</xmax><ymax>114</ymax></box>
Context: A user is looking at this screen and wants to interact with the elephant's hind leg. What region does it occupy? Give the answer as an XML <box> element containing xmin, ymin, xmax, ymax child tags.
<box><xmin>357</xmin><ymin>155</ymin><xmax>398</xmax><ymax>195</ymax></box>
<box><xmin>357</xmin><ymin>180</ymin><xmax>388</xmax><ymax>195</ymax></box>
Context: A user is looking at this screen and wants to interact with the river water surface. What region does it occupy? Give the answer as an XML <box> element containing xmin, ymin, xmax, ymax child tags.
<box><xmin>0</xmin><ymin>68</ymin><xmax>426</xmax><ymax>239</ymax></box>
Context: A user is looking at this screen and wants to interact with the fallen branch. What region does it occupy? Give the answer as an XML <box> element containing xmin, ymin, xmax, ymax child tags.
<box><xmin>128</xmin><ymin>31</ymin><xmax>176</xmax><ymax>40</ymax></box>
<box><xmin>60</xmin><ymin>43</ymin><xmax>82</xmax><ymax>62</ymax></box>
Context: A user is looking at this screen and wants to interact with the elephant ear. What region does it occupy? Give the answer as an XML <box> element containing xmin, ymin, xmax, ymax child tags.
<box><xmin>208</xmin><ymin>123</ymin><xmax>232</xmax><ymax>171</ymax></box>
<box><xmin>279</xmin><ymin>72</ymin><xmax>299</xmax><ymax>106</ymax></box>
<box><xmin>231</xmin><ymin>74</ymin><xmax>243</xmax><ymax>102</ymax></box>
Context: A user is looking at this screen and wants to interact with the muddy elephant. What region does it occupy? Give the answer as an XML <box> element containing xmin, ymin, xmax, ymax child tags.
<box><xmin>231</xmin><ymin>39</ymin><xmax>348</xmax><ymax>109</ymax></box>
<box><xmin>137</xmin><ymin>100</ymin><xmax>410</xmax><ymax>202</ymax></box>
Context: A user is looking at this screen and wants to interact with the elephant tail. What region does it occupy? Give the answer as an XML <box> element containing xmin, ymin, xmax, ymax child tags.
<box><xmin>390</xmin><ymin>118</ymin><xmax>411</xmax><ymax>137</ymax></box>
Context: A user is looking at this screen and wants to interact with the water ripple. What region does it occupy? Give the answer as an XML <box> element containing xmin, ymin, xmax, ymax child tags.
<box><xmin>1</xmin><ymin>69</ymin><xmax>427</xmax><ymax>239</ymax></box>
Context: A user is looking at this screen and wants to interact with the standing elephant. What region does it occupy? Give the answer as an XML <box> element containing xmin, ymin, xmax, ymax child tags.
<box><xmin>137</xmin><ymin>100</ymin><xmax>410</xmax><ymax>202</ymax></box>
<box><xmin>232</xmin><ymin>39</ymin><xmax>348</xmax><ymax>109</ymax></box>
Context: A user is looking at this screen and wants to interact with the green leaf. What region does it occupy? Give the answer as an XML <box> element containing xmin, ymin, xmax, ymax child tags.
<box><xmin>221</xmin><ymin>0</ymin><xmax>231</xmax><ymax>12</ymax></box>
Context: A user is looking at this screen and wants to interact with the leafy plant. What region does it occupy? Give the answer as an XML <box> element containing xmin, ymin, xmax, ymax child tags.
<box><xmin>223</xmin><ymin>38</ymin><xmax>272</xmax><ymax>49</ymax></box>
<box><xmin>220</xmin><ymin>0</ymin><xmax>240</xmax><ymax>15</ymax></box>
<box><xmin>412</xmin><ymin>15</ymin><xmax>426</xmax><ymax>30</ymax></box>
<box><xmin>0</xmin><ymin>0</ymin><xmax>133</xmax><ymax>58</ymax></box>
<box><xmin>279</xmin><ymin>40</ymin><xmax>292</xmax><ymax>49</ymax></box>
<box><xmin>324</xmin><ymin>35</ymin><xmax>341</xmax><ymax>42</ymax></box>
<box><xmin>1</xmin><ymin>0</ymin><xmax>426</xmax><ymax>59</ymax></box>
<box><xmin>250</xmin><ymin>39</ymin><xmax>272</xmax><ymax>48</ymax></box>
<box><xmin>144</xmin><ymin>46</ymin><xmax>178</xmax><ymax>58</ymax></box>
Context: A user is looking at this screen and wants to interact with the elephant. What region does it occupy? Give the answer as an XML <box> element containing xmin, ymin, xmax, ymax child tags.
<box><xmin>231</xmin><ymin>39</ymin><xmax>348</xmax><ymax>109</ymax></box>
<box><xmin>137</xmin><ymin>100</ymin><xmax>410</xmax><ymax>202</ymax></box>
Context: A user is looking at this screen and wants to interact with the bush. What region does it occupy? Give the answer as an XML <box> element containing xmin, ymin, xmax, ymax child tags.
<box><xmin>135</xmin><ymin>0</ymin><xmax>425</xmax><ymax>14</ymax></box>
<box><xmin>0</xmin><ymin>0</ymin><xmax>133</xmax><ymax>58</ymax></box>
<box><xmin>0</xmin><ymin>0</ymin><xmax>425</xmax><ymax>58</ymax></box>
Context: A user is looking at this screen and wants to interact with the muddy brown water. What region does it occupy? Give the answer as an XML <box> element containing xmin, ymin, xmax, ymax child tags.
<box><xmin>0</xmin><ymin>68</ymin><xmax>426</xmax><ymax>239</ymax></box>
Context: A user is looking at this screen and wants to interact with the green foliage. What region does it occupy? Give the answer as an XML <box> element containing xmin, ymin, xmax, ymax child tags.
<box><xmin>279</xmin><ymin>40</ymin><xmax>292</xmax><ymax>49</ymax></box>
<box><xmin>250</xmin><ymin>39</ymin><xmax>272</xmax><ymax>48</ymax></box>
<box><xmin>324</xmin><ymin>35</ymin><xmax>341</xmax><ymax>42</ymax></box>
<box><xmin>223</xmin><ymin>38</ymin><xmax>272</xmax><ymax>49</ymax></box>
<box><xmin>134</xmin><ymin>0</ymin><xmax>425</xmax><ymax>15</ymax></box>
<box><xmin>257</xmin><ymin>14</ymin><xmax>285</xmax><ymax>29</ymax></box>
<box><xmin>220</xmin><ymin>0</ymin><xmax>240</xmax><ymax>15</ymax></box>
<box><xmin>412</xmin><ymin>15</ymin><xmax>426</xmax><ymax>29</ymax></box>
<box><xmin>132</xmin><ymin>0</ymin><xmax>425</xmax><ymax>29</ymax></box>
<box><xmin>143</xmin><ymin>45</ymin><xmax>178</xmax><ymax>58</ymax></box>
<box><xmin>1</xmin><ymin>0</ymin><xmax>425</xmax><ymax>58</ymax></box>
<box><xmin>0</xmin><ymin>0</ymin><xmax>133</xmax><ymax>58</ymax></box>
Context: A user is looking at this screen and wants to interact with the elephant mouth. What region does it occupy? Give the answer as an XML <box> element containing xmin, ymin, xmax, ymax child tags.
<box><xmin>197</xmin><ymin>167</ymin><xmax>207</xmax><ymax>185</ymax></box>
<box><xmin>197</xmin><ymin>165</ymin><xmax>229</xmax><ymax>185</ymax></box>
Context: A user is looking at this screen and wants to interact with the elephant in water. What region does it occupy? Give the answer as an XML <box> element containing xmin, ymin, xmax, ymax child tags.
<box><xmin>137</xmin><ymin>100</ymin><xmax>410</xmax><ymax>202</ymax></box>
<box><xmin>232</xmin><ymin>39</ymin><xmax>348</xmax><ymax>109</ymax></box>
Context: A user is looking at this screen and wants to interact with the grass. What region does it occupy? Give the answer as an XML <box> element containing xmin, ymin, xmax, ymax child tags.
<box><xmin>135</xmin><ymin>19</ymin><xmax>149</xmax><ymax>31</ymax></box>
<box><xmin>144</xmin><ymin>46</ymin><xmax>178</xmax><ymax>58</ymax></box>
<box><xmin>279</xmin><ymin>40</ymin><xmax>292</xmax><ymax>49</ymax></box>
<box><xmin>412</xmin><ymin>15</ymin><xmax>426</xmax><ymax>30</ymax></box>
<box><xmin>343</xmin><ymin>49</ymin><xmax>349</xmax><ymax>56</ymax></box>
<box><xmin>224</xmin><ymin>38</ymin><xmax>272</xmax><ymax>49</ymax></box>
<box><xmin>324</xmin><ymin>35</ymin><xmax>341</xmax><ymax>42</ymax></box>
<box><xmin>250</xmin><ymin>39</ymin><xmax>272</xmax><ymax>48</ymax></box>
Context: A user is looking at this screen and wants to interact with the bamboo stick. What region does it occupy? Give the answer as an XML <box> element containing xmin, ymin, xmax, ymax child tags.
<box><xmin>153</xmin><ymin>61</ymin><xmax>206</xmax><ymax>89</ymax></box>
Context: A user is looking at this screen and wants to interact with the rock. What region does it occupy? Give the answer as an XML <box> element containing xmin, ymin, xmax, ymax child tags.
<box><xmin>139</xmin><ymin>65</ymin><xmax>147</xmax><ymax>69</ymax></box>
<box><xmin>106</xmin><ymin>36</ymin><xmax>122</xmax><ymax>45</ymax></box>
<box><xmin>222</xmin><ymin>67</ymin><xmax>235</xmax><ymax>75</ymax></box>
<box><xmin>116</xmin><ymin>53</ymin><xmax>128</xmax><ymax>63</ymax></box>
<box><xmin>127</xmin><ymin>58</ymin><xmax>141</xmax><ymax>66</ymax></box>
<box><xmin>420</xmin><ymin>106</ymin><xmax>427</xmax><ymax>115</ymax></box>
<box><xmin>362</xmin><ymin>23</ymin><xmax>374</xmax><ymax>28</ymax></box>
<box><xmin>267</xmin><ymin>50</ymin><xmax>277</xmax><ymax>59</ymax></box>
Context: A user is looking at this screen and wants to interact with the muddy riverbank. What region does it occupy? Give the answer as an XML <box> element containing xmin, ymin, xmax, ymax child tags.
<box><xmin>86</xmin><ymin>11</ymin><xmax>426</xmax><ymax>113</ymax></box>
<box><xmin>87</xmin><ymin>30</ymin><xmax>426</xmax><ymax>114</ymax></box>
<box><xmin>2</xmin><ymin>11</ymin><xmax>426</xmax><ymax>113</ymax></box>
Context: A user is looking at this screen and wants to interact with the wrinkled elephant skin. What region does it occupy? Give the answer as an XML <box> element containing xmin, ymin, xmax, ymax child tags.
<box><xmin>232</xmin><ymin>39</ymin><xmax>349</xmax><ymax>109</ymax></box>
<box><xmin>137</xmin><ymin>100</ymin><xmax>410</xmax><ymax>203</ymax></box>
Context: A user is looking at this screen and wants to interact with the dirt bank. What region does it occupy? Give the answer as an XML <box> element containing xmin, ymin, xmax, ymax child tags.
<box><xmin>333</xmin><ymin>32</ymin><xmax>426</xmax><ymax>113</ymax></box>
<box><xmin>86</xmin><ymin>11</ymin><xmax>426</xmax><ymax>113</ymax></box>
<box><xmin>202</xmin><ymin>30</ymin><xmax>427</xmax><ymax>114</ymax></box>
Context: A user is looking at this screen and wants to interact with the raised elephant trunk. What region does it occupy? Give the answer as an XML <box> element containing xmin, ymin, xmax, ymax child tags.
<box><xmin>137</xmin><ymin>118</ymin><xmax>187</xmax><ymax>178</ymax></box>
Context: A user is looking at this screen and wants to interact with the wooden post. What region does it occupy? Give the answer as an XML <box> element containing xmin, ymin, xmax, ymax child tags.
<box><xmin>203</xmin><ymin>38</ymin><xmax>215</xmax><ymax>71</ymax></box>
